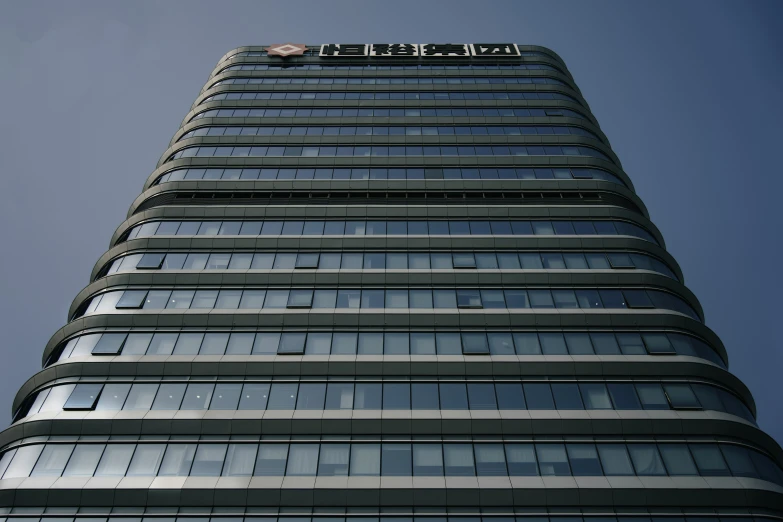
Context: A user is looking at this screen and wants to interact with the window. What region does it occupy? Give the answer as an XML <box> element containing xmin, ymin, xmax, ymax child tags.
<box><xmin>63</xmin><ymin>384</ymin><xmax>102</xmax><ymax>410</ymax></box>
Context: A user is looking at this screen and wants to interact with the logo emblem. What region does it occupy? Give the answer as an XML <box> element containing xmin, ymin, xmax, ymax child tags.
<box><xmin>265</xmin><ymin>43</ymin><xmax>307</xmax><ymax>57</ymax></box>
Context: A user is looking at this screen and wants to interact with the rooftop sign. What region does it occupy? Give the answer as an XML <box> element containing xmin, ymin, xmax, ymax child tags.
<box><xmin>319</xmin><ymin>43</ymin><xmax>520</xmax><ymax>57</ymax></box>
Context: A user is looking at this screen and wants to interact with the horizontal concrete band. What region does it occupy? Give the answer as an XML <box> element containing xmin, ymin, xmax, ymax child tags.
<box><xmin>43</xmin><ymin>311</ymin><xmax>720</xmax><ymax>367</ymax></box>
<box><xmin>92</xmin><ymin>236</ymin><xmax>680</xmax><ymax>283</ymax></box>
<box><xmin>2</xmin><ymin>415</ymin><xmax>779</xmax><ymax>466</ymax></box>
<box><xmin>0</xmin><ymin>476</ymin><xmax>780</xmax><ymax>509</ymax></box>
<box><xmin>168</xmin><ymin>115</ymin><xmax>610</xmax><ymax>150</ymax></box>
<box><xmin>157</xmin><ymin>136</ymin><xmax>620</xmax><ymax>172</ymax></box>
<box><xmin>69</xmin><ymin>271</ymin><xmax>700</xmax><ymax>322</ymax></box>
<box><xmin>17</xmin><ymin>357</ymin><xmax>741</xmax><ymax>414</ymax></box>
<box><xmin>110</xmin><ymin>206</ymin><xmax>665</xmax><ymax>249</ymax></box>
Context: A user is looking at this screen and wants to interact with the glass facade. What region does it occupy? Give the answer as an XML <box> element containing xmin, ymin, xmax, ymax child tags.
<box><xmin>4</xmin><ymin>43</ymin><xmax>781</xmax><ymax>520</ymax></box>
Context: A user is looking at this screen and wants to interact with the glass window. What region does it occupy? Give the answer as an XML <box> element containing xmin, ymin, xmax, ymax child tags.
<box><xmin>439</xmin><ymin>383</ymin><xmax>468</xmax><ymax>409</ymax></box>
<box><xmin>159</xmin><ymin>444</ymin><xmax>197</xmax><ymax>476</ymax></box>
<box><xmin>255</xmin><ymin>444</ymin><xmax>288</xmax><ymax>475</ymax></box>
<box><xmin>63</xmin><ymin>384</ymin><xmax>102</xmax><ymax>410</ymax></box>
<box><xmin>444</xmin><ymin>444</ymin><xmax>475</xmax><ymax>476</ymax></box>
<box><xmin>123</xmin><ymin>384</ymin><xmax>159</xmax><ymax>410</ymax></box>
<box><xmin>496</xmin><ymin>383</ymin><xmax>526</xmax><ymax>409</ymax></box>
<box><xmin>332</xmin><ymin>332</ymin><xmax>357</xmax><ymax>354</ymax></box>
<box><xmin>411</xmin><ymin>383</ymin><xmax>439</xmax><ymax>409</ymax></box>
<box><xmin>32</xmin><ymin>444</ymin><xmax>75</xmax><ymax>476</ymax></box>
<box><xmin>413</xmin><ymin>444</ymin><xmax>443</xmax><ymax>476</ymax></box>
<box><xmin>580</xmin><ymin>383</ymin><xmax>613</xmax><ymax>409</ymax></box>
<box><xmin>410</xmin><ymin>333</ymin><xmax>436</xmax><ymax>355</ymax></box>
<box><xmin>91</xmin><ymin>444</ymin><xmax>134</xmax><ymax>477</ymax></box>
<box><xmin>468</xmin><ymin>383</ymin><xmax>497</xmax><ymax>409</ymax></box>
<box><xmin>382</xmin><ymin>444</ymin><xmax>412</xmax><ymax>476</ymax></box>
<box><xmin>475</xmin><ymin>444</ymin><xmax>506</xmax><ymax>476</ymax></box>
<box><xmin>552</xmin><ymin>383</ymin><xmax>584</xmax><ymax>409</ymax></box>
<box><xmin>92</xmin><ymin>334</ymin><xmax>126</xmax><ymax>355</ymax></box>
<box><xmin>664</xmin><ymin>384</ymin><xmax>701</xmax><ymax>409</ymax></box>
<box><xmin>350</xmin><ymin>444</ymin><xmax>380</xmax><ymax>476</ymax></box>
<box><xmin>597</xmin><ymin>444</ymin><xmax>635</xmax><ymax>476</ymax></box>
<box><xmin>151</xmin><ymin>383</ymin><xmax>186</xmax><ymax>410</ymax></box>
<box><xmin>540</xmin><ymin>333</ymin><xmax>568</xmax><ymax>355</ymax></box>
<box><xmin>210</xmin><ymin>383</ymin><xmax>242</xmax><ymax>410</ymax></box>
<box><xmin>305</xmin><ymin>333</ymin><xmax>332</xmax><ymax>355</ymax></box>
<box><xmin>126</xmin><ymin>444</ymin><xmax>166</xmax><ymax>476</ymax></box>
<box><xmin>536</xmin><ymin>444</ymin><xmax>570</xmax><ymax>476</ymax></box>
<box><xmin>514</xmin><ymin>333</ymin><xmax>541</xmax><ymax>355</ymax></box>
<box><xmin>462</xmin><ymin>333</ymin><xmax>489</xmax><ymax>354</ymax></box>
<box><xmin>325</xmin><ymin>383</ymin><xmax>354</xmax><ymax>409</ymax></box>
<box><xmin>505</xmin><ymin>443</ymin><xmax>538</xmax><ymax>476</ymax></box>
<box><xmin>180</xmin><ymin>384</ymin><xmax>214</xmax><ymax>410</ymax></box>
<box><xmin>383</xmin><ymin>383</ymin><xmax>410</xmax><ymax>409</ymax></box>
<box><xmin>222</xmin><ymin>444</ymin><xmax>257</xmax><ymax>476</ymax></box>
<box><xmin>318</xmin><ymin>444</ymin><xmax>349</xmax><ymax>476</ymax></box>
<box><xmin>567</xmin><ymin>444</ymin><xmax>602</xmax><ymax>475</ymax></box>
<box><xmin>239</xmin><ymin>383</ymin><xmax>270</xmax><ymax>410</ymax></box>
<box><xmin>253</xmin><ymin>332</ymin><xmax>280</xmax><ymax>354</ymax></box>
<box><xmin>607</xmin><ymin>383</ymin><xmax>641</xmax><ymax>410</ymax></box>
<box><xmin>523</xmin><ymin>383</ymin><xmax>554</xmax><ymax>409</ymax></box>
<box><xmin>96</xmin><ymin>383</ymin><xmax>131</xmax><ymax>410</ymax></box>
<box><xmin>488</xmin><ymin>333</ymin><xmax>515</xmax><ymax>355</ymax></box>
<box><xmin>690</xmin><ymin>444</ymin><xmax>730</xmax><ymax>476</ymax></box>
<box><xmin>628</xmin><ymin>444</ymin><xmax>666</xmax><ymax>475</ymax></box>
<box><xmin>172</xmin><ymin>333</ymin><xmax>204</xmax><ymax>355</ymax></box>
<box><xmin>286</xmin><ymin>444</ymin><xmax>319</xmax><ymax>476</ymax></box>
<box><xmin>267</xmin><ymin>383</ymin><xmax>298</xmax><ymax>409</ymax></box>
<box><xmin>636</xmin><ymin>384</ymin><xmax>669</xmax><ymax>410</ymax></box>
<box><xmin>354</xmin><ymin>383</ymin><xmax>382</xmax><ymax>409</ymax></box>
<box><xmin>659</xmin><ymin>444</ymin><xmax>698</xmax><ymax>476</ymax></box>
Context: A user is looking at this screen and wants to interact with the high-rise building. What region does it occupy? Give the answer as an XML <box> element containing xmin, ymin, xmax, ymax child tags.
<box><xmin>1</xmin><ymin>43</ymin><xmax>781</xmax><ymax>522</ymax></box>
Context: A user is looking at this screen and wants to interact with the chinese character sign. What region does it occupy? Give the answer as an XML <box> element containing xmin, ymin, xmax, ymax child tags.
<box><xmin>319</xmin><ymin>43</ymin><xmax>521</xmax><ymax>57</ymax></box>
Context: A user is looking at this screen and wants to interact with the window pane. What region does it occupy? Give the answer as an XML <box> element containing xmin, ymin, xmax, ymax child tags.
<box><xmin>505</xmin><ymin>443</ymin><xmax>538</xmax><ymax>476</ymax></box>
<box><xmin>444</xmin><ymin>444</ymin><xmax>475</xmax><ymax>476</ymax></box>
<box><xmin>127</xmin><ymin>444</ymin><xmax>166</xmax><ymax>476</ymax></box>
<box><xmin>296</xmin><ymin>383</ymin><xmax>326</xmax><ymax>409</ymax></box>
<box><xmin>287</xmin><ymin>444</ymin><xmax>319</xmax><ymax>476</ymax></box>
<box><xmin>350</xmin><ymin>444</ymin><xmax>380</xmax><ymax>476</ymax></box>
<box><xmin>690</xmin><ymin>444</ymin><xmax>730</xmax><ymax>476</ymax></box>
<box><xmin>536</xmin><ymin>444</ymin><xmax>570</xmax><ymax>476</ymax></box>
<box><xmin>659</xmin><ymin>444</ymin><xmax>698</xmax><ymax>476</ymax></box>
<box><xmin>223</xmin><ymin>444</ymin><xmax>258</xmax><ymax>476</ymax></box>
<box><xmin>475</xmin><ymin>444</ymin><xmax>506</xmax><ymax>476</ymax></box>
<box><xmin>239</xmin><ymin>383</ymin><xmax>270</xmax><ymax>410</ymax></box>
<box><xmin>580</xmin><ymin>383</ymin><xmax>613</xmax><ymax>409</ymax></box>
<box><xmin>151</xmin><ymin>383</ymin><xmax>186</xmax><ymax>410</ymax></box>
<box><xmin>318</xmin><ymin>444</ymin><xmax>349</xmax><ymax>476</ymax></box>
<box><xmin>413</xmin><ymin>444</ymin><xmax>443</xmax><ymax>476</ymax></box>
<box><xmin>268</xmin><ymin>383</ymin><xmax>298</xmax><ymax>409</ymax></box>
<box><xmin>123</xmin><ymin>384</ymin><xmax>159</xmax><ymax>410</ymax></box>
<box><xmin>383</xmin><ymin>383</ymin><xmax>410</xmax><ymax>409</ymax></box>
<box><xmin>597</xmin><ymin>444</ymin><xmax>634</xmax><ymax>475</ymax></box>
<box><xmin>524</xmin><ymin>383</ymin><xmax>554</xmax><ymax>409</ymax></box>
<box><xmin>382</xmin><ymin>444</ymin><xmax>412</xmax><ymax>476</ymax></box>
<box><xmin>468</xmin><ymin>383</ymin><xmax>497</xmax><ymax>409</ymax></box>
<box><xmin>159</xmin><ymin>444</ymin><xmax>197</xmax><ymax>476</ymax></box>
<box><xmin>32</xmin><ymin>444</ymin><xmax>75</xmax><ymax>476</ymax></box>
<box><xmin>210</xmin><ymin>383</ymin><xmax>242</xmax><ymax>410</ymax></box>
<box><xmin>95</xmin><ymin>444</ymin><xmax>134</xmax><ymax>477</ymax></box>
<box><xmin>411</xmin><ymin>383</ymin><xmax>439</xmax><ymax>409</ymax></box>
<box><xmin>628</xmin><ymin>444</ymin><xmax>666</xmax><ymax>475</ymax></box>
<box><xmin>255</xmin><ymin>444</ymin><xmax>288</xmax><ymax>475</ymax></box>
<box><xmin>551</xmin><ymin>383</ymin><xmax>583</xmax><ymax>409</ymax></box>
<box><xmin>355</xmin><ymin>383</ymin><xmax>382</xmax><ymax>409</ymax></box>
<box><xmin>439</xmin><ymin>383</ymin><xmax>468</xmax><ymax>409</ymax></box>
<box><xmin>567</xmin><ymin>444</ymin><xmax>603</xmax><ymax>475</ymax></box>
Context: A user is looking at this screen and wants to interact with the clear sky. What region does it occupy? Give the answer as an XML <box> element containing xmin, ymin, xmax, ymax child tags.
<box><xmin>0</xmin><ymin>0</ymin><xmax>781</xmax><ymax>443</ymax></box>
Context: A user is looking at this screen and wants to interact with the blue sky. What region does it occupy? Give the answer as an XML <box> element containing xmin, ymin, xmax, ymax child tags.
<box><xmin>0</xmin><ymin>0</ymin><xmax>781</xmax><ymax>443</ymax></box>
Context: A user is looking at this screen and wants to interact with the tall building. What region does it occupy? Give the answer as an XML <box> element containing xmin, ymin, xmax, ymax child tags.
<box><xmin>1</xmin><ymin>42</ymin><xmax>781</xmax><ymax>522</ymax></box>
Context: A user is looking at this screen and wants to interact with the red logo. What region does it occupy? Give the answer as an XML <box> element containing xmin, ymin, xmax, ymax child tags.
<box><xmin>265</xmin><ymin>43</ymin><xmax>307</xmax><ymax>57</ymax></box>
